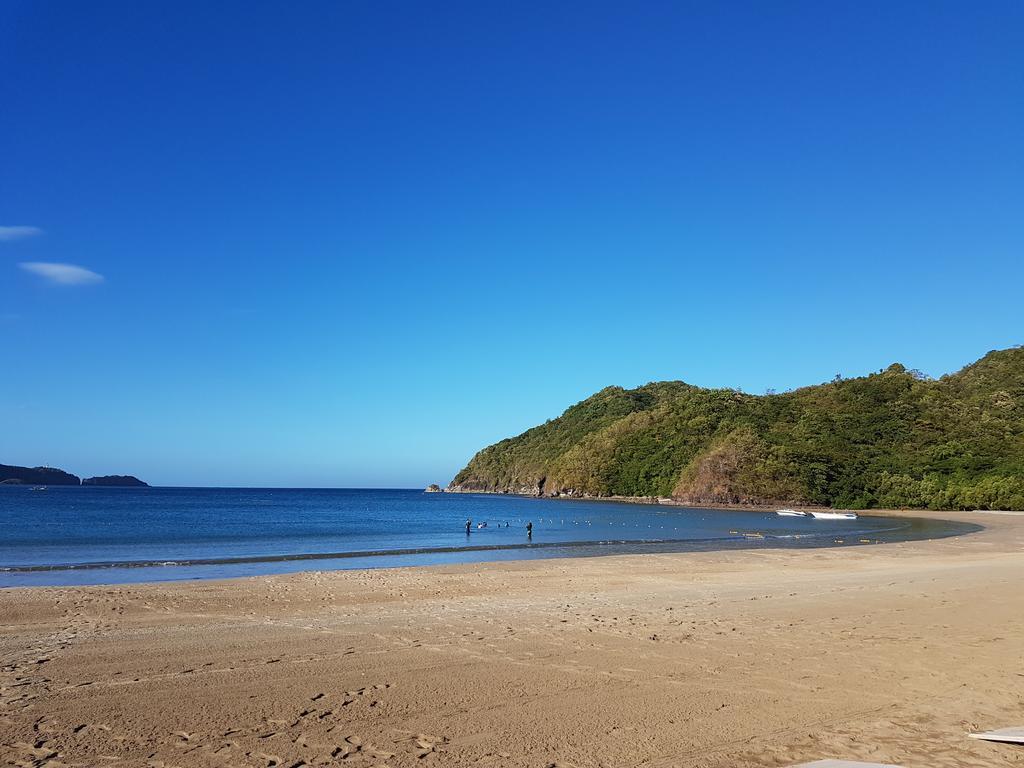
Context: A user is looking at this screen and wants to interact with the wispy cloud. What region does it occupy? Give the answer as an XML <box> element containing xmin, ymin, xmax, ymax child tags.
<box><xmin>19</xmin><ymin>262</ymin><xmax>104</xmax><ymax>285</ymax></box>
<box><xmin>0</xmin><ymin>226</ymin><xmax>43</xmax><ymax>241</ymax></box>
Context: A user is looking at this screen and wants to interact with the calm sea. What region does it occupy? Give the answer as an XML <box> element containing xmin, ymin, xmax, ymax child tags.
<box><xmin>0</xmin><ymin>487</ymin><xmax>976</xmax><ymax>587</ymax></box>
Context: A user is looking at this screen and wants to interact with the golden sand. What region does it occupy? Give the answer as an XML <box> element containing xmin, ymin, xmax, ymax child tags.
<box><xmin>2</xmin><ymin>509</ymin><xmax>1022</xmax><ymax>767</ymax></box>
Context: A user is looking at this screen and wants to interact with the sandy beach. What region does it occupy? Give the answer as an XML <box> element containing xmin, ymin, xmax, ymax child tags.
<box><xmin>2</xmin><ymin>510</ymin><xmax>1023</xmax><ymax>768</ymax></box>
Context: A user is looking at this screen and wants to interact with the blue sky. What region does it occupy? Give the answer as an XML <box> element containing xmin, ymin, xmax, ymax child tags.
<box><xmin>2</xmin><ymin>1</ymin><xmax>1022</xmax><ymax>487</ymax></box>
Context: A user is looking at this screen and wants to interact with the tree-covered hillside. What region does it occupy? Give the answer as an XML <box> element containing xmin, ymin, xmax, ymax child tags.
<box><xmin>449</xmin><ymin>347</ymin><xmax>1024</xmax><ymax>510</ymax></box>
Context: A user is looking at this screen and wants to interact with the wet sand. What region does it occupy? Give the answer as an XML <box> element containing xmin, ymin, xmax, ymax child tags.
<box><xmin>2</xmin><ymin>509</ymin><xmax>1023</xmax><ymax>767</ymax></box>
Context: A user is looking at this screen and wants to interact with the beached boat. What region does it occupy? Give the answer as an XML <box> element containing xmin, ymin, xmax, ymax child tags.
<box><xmin>810</xmin><ymin>510</ymin><xmax>858</xmax><ymax>520</ymax></box>
<box><xmin>775</xmin><ymin>509</ymin><xmax>808</xmax><ymax>517</ymax></box>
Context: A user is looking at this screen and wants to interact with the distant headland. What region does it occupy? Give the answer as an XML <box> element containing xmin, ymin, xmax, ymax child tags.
<box><xmin>0</xmin><ymin>464</ymin><xmax>148</xmax><ymax>487</ymax></box>
<box><xmin>448</xmin><ymin>346</ymin><xmax>1024</xmax><ymax>512</ymax></box>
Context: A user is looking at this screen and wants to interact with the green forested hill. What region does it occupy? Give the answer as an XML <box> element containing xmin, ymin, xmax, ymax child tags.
<box><xmin>448</xmin><ymin>347</ymin><xmax>1024</xmax><ymax>510</ymax></box>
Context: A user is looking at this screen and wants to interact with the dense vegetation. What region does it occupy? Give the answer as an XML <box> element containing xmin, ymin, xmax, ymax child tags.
<box><xmin>0</xmin><ymin>464</ymin><xmax>81</xmax><ymax>486</ymax></box>
<box><xmin>449</xmin><ymin>347</ymin><xmax>1024</xmax><ymax>510</ymax></box>
<box><xmin>0</xmin><ymin>465</ymin><xmax>147</xmax><ymax>487</ymax></box>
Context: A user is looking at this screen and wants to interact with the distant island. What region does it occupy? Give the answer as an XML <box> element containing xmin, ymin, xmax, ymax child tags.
<box><xmin>449</xmin><ymin>347</ymin><xmax>1024</xmax><ymax>511</ymax></box>
<box><xmin>82</xmin><ymin>475</ymin><xmax>149</xmax><ymax>487</ymax></box>
<box><xmin>0</xmin><ymin>464</ymin><xmax>148</xmax><ymax>487</ymax></box>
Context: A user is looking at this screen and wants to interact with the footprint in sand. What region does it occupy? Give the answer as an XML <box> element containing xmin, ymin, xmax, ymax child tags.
<box><xmin>393</xmin><ymin>731</ymin><xmax>450</xmax><ymax>759</ymax></box>
<box><xmin>212</xmin><ymin>741</ymin><xmax>237</xmax><ymax>755</ymax></box>
<box><xmin>321</xmin><ymin>735</ymin><xmax>365</xmax><ymax>761</ymax></box>
<box><xmin>10</xmin><ymin>741</ymin><xmax>58</xmax><ymax>763</ymax></box>
<box><xmin>252</xmin><ymin>751</ymin><xmax>283</xmax><ymax>766</ymax></box>
<box><xmin>72</xmin><ymin>722</ymin><xmax>112</xmax><ymax>736</ymax></box>
<box><xmin>345</xmin><ymin>683</ymin><xmax>391</xmax><ymax>697</ymax></box>
<box><xmin>171</xmin><ymin>731</ymin><xmax>196</xmax><ymax>749</ymax></box>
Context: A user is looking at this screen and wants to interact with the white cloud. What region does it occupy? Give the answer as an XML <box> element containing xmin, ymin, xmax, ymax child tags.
<box><xmin>0</xmin><ymin>226</ymin><xmax>43</xmax><ymax>241</ymax></box>
<box><xmin>19</xmin><ymin>262</ymin><xmax>104</xmax><ymax>285</ymax></box>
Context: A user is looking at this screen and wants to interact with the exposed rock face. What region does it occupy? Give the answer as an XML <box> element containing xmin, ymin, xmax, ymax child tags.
<box><xmin>0</xmin><ymin>464</ymin><xmax>81</xmax><ymax>486</ymax></box>
<box><xmin>424</xmin><ymin>483</ymin><xmax>442</xmax><ymax>493</ymax></box>
<box><xmin>447</xmin><ymin>478</ymin><xmax>546</xmax><ymax>496</ymax></box>
<box><xmin>83</xmin><ymin>475</ymin><xmax>149</xmax><ymax>487</ymax></box>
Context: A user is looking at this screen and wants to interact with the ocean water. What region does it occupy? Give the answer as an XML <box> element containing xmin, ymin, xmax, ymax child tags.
<box><xmin>0</xmin><ymin>487</ymin><xmax>977</xmax><ymax>587</ymax></box>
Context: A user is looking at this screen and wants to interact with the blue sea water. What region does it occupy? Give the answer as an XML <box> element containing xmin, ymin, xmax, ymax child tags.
<box><xmin>0</xmin><ymin>487</ymin><xmax>976</xmax><ymax>587</ymax></box>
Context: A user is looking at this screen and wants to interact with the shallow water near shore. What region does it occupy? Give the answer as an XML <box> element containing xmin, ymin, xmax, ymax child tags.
<box><xmin>0</xmin><ymin>487</ymin><xmax>978</xmax><ymax>587</ymax></box>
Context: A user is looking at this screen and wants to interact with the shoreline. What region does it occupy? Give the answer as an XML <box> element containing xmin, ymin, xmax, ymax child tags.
<box><xmin>445</xmin><ymin>487</ymin><xmax>1015</xmax><ymax>520</ymax></box>
<box><xmin>1</xmin><ymin>508</ymin><xmax>1021</xmax><ymax>767</ymax></box>
<box><xmin>0</xmin><ymin>504</ymin><xmax>981</xmax><ymax>589</ymax></box>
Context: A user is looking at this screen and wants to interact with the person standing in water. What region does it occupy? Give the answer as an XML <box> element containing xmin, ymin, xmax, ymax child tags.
<box><xmin>466</xmin><ymin>519</ymin><xmax>472</xmax><ymax>535</ymax></box>
<box><xmin>526</xmin><ymin>521</ymin><xmax>533</xmax><ymax>539</ymax></box>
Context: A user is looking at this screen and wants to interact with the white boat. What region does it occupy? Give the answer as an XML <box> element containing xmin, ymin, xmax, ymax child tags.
<box><xmin>775</xmin><ymin>509</ymin><xmax>808</xmax><ymax>517</ymax></box>
<box><xmin>810</xmin><ymin>510</ymin><xmax>858</xmax><ymax>520</ymax></box>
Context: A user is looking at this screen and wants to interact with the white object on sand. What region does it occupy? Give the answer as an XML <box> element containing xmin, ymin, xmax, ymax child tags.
<box><xmin>791</xmin><ymin>761</ymin><xmax>905</xmax><ymax>767</ymax></box>
<box><xmin>810</xmin><ymin>510</ymin><xmax>859</xmax><ymax>520</ymax></box>
<box><xmin>969</xmin><ymin>726</ymin><xmax>1024</xmax><ymax>743</ymax></box>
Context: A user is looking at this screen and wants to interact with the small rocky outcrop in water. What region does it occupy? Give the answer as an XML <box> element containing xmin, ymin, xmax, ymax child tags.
<box><xmin>0</xmin><ymin>464</ymin><xmax>81</xmax><ymax>486</ymax></box>
<box><xmin>83</xmin><ymin>475</ymin><xmax>149</xmax><ymax>487</ymax></box>
<box><xmin>424</xmin><ymin>483</ymin><xmax>442</xmax><ymax>493</ymax></box>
